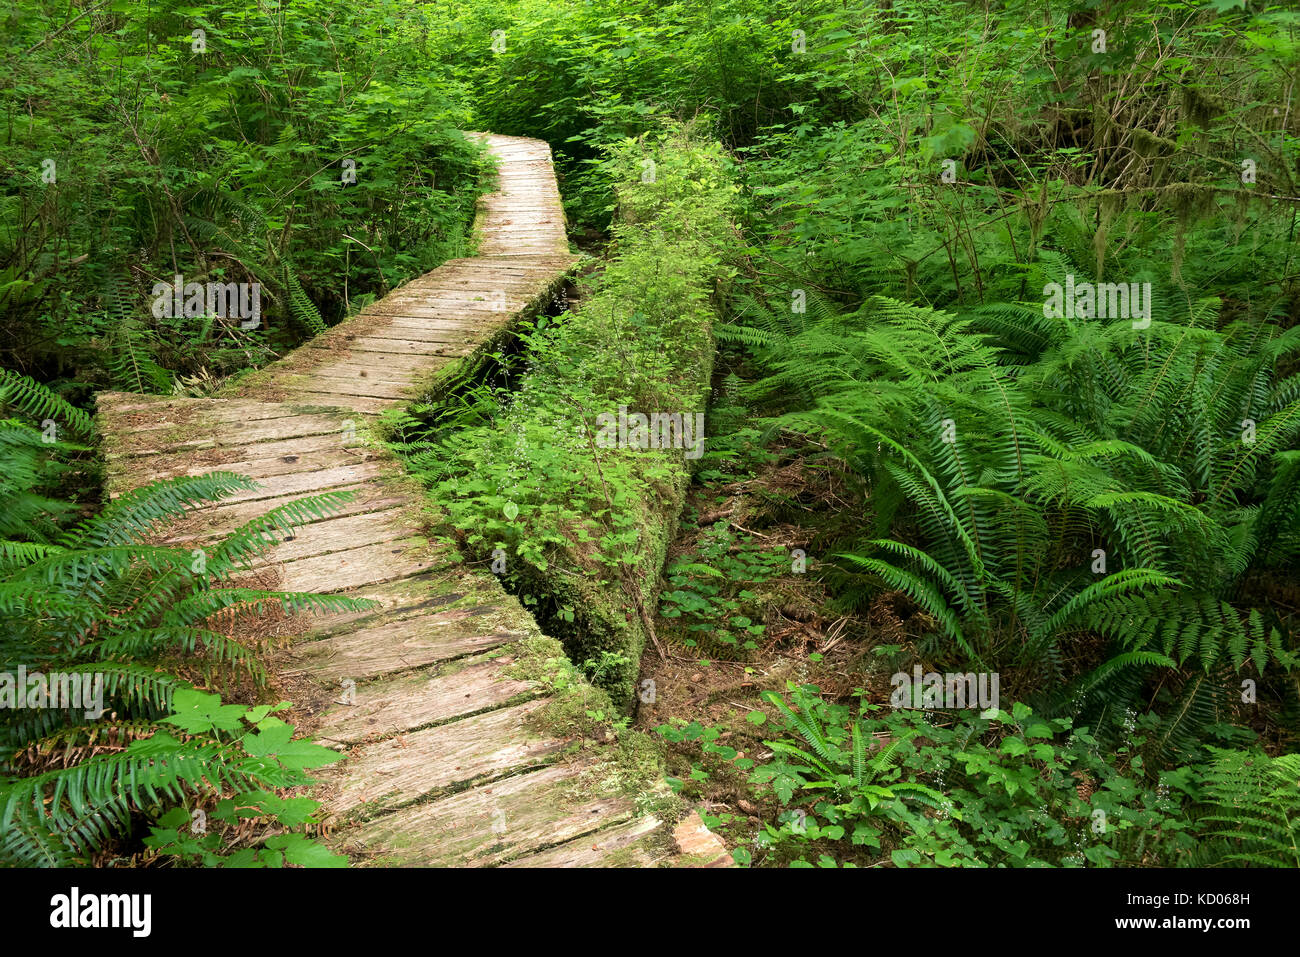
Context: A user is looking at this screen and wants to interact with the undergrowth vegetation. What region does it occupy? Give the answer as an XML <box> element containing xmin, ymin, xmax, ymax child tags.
<box><xmin>4</xmin><ymin>0</ymin><xmax>488</xmax><ymax>398</ymax></box>
<box><xmin>406</xmin><ymin>0</ymin><xmax>1300</xmax><ymax>866</ymax></box>
<box><xmin>0</xmin><ymin>374</ymin><xmax>367</xmax><ymax>865</ymax></box>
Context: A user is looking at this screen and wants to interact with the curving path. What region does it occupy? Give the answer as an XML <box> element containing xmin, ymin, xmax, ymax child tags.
<box><xmin>97</xmin><ymin>134</ymin><xmax>729</xmax><ymax>867</ymax></box>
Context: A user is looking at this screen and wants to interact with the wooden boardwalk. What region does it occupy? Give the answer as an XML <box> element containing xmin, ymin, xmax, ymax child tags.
<box><xmin>97</xmin><ymin>134</ymin><xmax>728</xmax><ymax>867</ymax></box>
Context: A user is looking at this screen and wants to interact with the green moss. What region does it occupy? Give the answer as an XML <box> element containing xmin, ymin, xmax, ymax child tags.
<box><xmin>395</xmin><ymin>129</ymin><xmax>736</xmax><ymax>713</ymax></box>
<box><xmin>608</xmin><ymin>729</ymin><xmax>680</xmax><ymax>821</ymax></box>
<box><xmin>671</xmin><ymin>851</ymin><xmax>728</xmax><ymax>868</ymax></box>
<box><xmin>502</xmin><ymin>629</ymin><xmax>616</xmax><ymax>739</ymax></box>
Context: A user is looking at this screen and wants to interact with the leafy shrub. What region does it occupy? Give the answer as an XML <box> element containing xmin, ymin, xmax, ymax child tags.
<box><xmin>659</xmin><ymin>523</ymin><xmax>788</xmax><ymax>657</ymax></box>
<box><xmin>4</xmin><ymin>0</ymin><xmax>487</xmax><ymax>392</ymax></box>
<box><xmin>140</xmin><ymin>692</ymin><xmax>345</xmax><ymax>868</ymax></box>
<box><xmin>745</xmin><ymin>686</ymin><xmax>1198</xmax><ymax>867</ymax></box>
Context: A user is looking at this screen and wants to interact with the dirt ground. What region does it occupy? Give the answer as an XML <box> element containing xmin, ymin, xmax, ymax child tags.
<box><xmin>630</xmin><ymin>446</ymin><xmax>923</xmax><ymax>846</ymax></box>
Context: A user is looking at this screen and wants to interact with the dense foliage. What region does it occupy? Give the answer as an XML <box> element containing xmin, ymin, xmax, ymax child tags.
<box><xmin>386</xmin><ymin>129</ymin><xmax>736</xmax><ymax>705</ymax></box>
<box><xmin>414</xmin><ymin>0</ymin><xmax>1300</xmax><ymax>865</ymax></box>
<box><xmin>4</xmin><ymin>0</ymin><xmax>487</xmax><ymax>398</ymax></box>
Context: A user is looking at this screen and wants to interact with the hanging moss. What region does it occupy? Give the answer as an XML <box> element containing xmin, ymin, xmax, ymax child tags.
<box><xmin>1182</xmin><ymin>87</ymin><xmax>1227</xmax><ymax>130</ymax></box>
<box><xmin>1131</xmin><ymin>126</ymin><xmax>1178</xmax><ymax>159</ymax></box>
<box><xmin>1161</xmin><ymin>182</ymin><xmax>1218</xmax><ymax>282</ymax></box>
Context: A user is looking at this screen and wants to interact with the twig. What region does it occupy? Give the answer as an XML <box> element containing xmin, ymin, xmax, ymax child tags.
<box><xmin>24</xmin><ymin>0</ymin><xmax>112</xmax><ymax>56</ymax></box>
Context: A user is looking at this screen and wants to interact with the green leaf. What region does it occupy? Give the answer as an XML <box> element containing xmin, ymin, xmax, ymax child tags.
<box><xmin>1001</xmin><ymin>737</ymin><xmax>1031</xmax><ymax>757</ymax></box>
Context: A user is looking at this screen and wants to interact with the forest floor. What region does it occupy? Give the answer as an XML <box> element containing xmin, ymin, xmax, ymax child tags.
<box><xmin>630</xmin><ymin>364</ymin><xmax>917</xmax><ymax>859</ymax></box>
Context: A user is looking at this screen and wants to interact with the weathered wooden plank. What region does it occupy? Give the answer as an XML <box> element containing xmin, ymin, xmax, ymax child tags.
<box><xmin>670</xmin><ymin>811</ymin><xmax>734</xmax><ymax>867</ymax></box>
<box><xmin>361</xmin><ymin>322</ymin><xmax>486</xmax><ymax>338</ymax></box>
<box><xmin>313</xmin><ymin>655</ymin><xmax>538</xmax><ymax>747</ymax></box>
<box><xmin>108</xmin><ymin>428</ymin><xmax>376</xmax><ymax>478</ymax></box>
<box><xmin>501</xmin><ymin>815</ymin><xmax>670</xmax><ymax>868</ymax></box>
<box><xmin>109</xmin><ymin>445</ymin><xmax>369</xmax><ymax>485</ymax></box>
<box><xmin>288</xmin><ymin>568</ymin><xmax>518</xmax><ymax>636</ymax></box>
<box><xmin>362</xmin><ymin>295</ymin><xmax>543</xmax><ymax>314</ymax></box>
<box><xmin>482</xmin><ymin>243</ymin><xmax>569</xmax><ymax>256</ymax></box>
<box><xmin>255</xmin><ymin>507</ymin><xmax>411</xmax><ymax>563</ymax></box>
<box><xmin>310</xmin><ymin>337</ymin><xmax>472</xmax><ymax>357</ymax></box>
<box><xmin>180</xmin><ymin>462</ymin><xmax>387</xmax><ymax>506</ymax></box>
<box><xmin>357</xmin><ymin>304</ymin><xmax>521</xmax><ymax>322</ymax></box>
<box><xmin>276</xmin><ymin>538</ymin><xmax>449</xmax><ymax>594</ymax></box>
<box><xmin>155</xmin><ymin>485</ymin><xmax>401</xmax><ymax>543</ymax></box>
<box><xmin>398</xmin><ymin>262</ymin><xmax>564</xmax><ymax>280</ymax></box>
<box><xmin>279</xmin><ymin>600</ymin><xmax>527</xmax><ymax>682</ymax></box>
<box><xmin>325</xmin><ymin>700</ymin><xmax>566</xmax><ymax>816</ymax></box>
<box><xmin>383</xmin><ymin>269</ymin><xmax>565</xmax><ymax>288</ymax></box>
<box><xmin>279</xmin><ymin>374</ymin><xmax>413</xmax><ymax>398</ymax></box>
<box><xmin>339</xmin><ymin>762</ymin><xmax>635</xmax><ymax>866</ymax></box>
<box><xmin>343</xmin><ymin>317</ymin><xmax>481</xmax><ymax>334</ymax></box>
<box><xmin>109</xmin><ymin>458</ymin><xmax>382</xmax><ymax>507</ymax></box>
<box><xmin>182</xmin><ymin>429</ymin><xmax>358</xmax><ymax>463</ymax></box>
<box><xmin>388</xmin><ymin>269</ymin><xmax>556</xmax><ymax>286</ymax></box>
<box><xmin>97</xmin><ymin>395</ymin><xmax>301</xmax><ymax>424</ymax></box>
<box><xmin>388</xmin><ymin>269</ymin><xmax>556</xmax><ymax>289</ymax></box>
<box><xmin>279</xmin><ymin>391</ymin><xmax>398</xmax><ymax>414</ymax></box>
<box><xmin>304</xmin><ymin>352</ymin><xmax>441</xmax><ymax>376</ymax></box>
<box><xmin>106</xmin><ymin>412</ymin><xmax>357</xmax><ymax>459</ymax></box>
<box><xmin>341</xmin><ymin>327</ymin><xmax>476</xmax><ymax>346</ymax></box>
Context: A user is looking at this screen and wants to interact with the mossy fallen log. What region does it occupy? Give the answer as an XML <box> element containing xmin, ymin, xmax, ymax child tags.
<box><xmin>412</xmin><ymin>126</ymin><xmax>737</xmax><ymax>708</ymax></box>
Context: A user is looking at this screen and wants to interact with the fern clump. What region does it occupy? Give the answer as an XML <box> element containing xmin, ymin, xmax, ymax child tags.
<box><xmin>0</xmin><ymin>378</ymin><xmax>372</xmax><ymax>865</ymax></box>
<box><xmin>1199</xmin><ymin>749</ymin><xmax>1300</xmax><ymax>868</ymax></box>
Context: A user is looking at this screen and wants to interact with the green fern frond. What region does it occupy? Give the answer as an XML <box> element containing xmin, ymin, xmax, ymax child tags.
<box><xmin>0</xmin><ymin>370</ymin><xmax>94</xmax><ymax>437</ymax></box>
